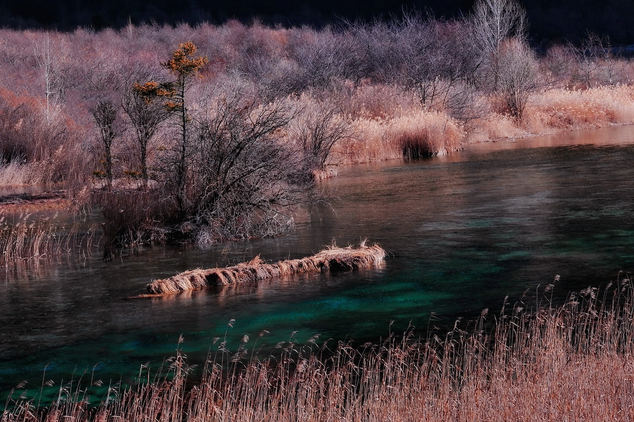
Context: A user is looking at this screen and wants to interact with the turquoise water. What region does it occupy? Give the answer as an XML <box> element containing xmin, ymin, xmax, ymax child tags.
<box><xmin>2</xmin><ymin>125</ymin><xmax>634</xmax><ymax>402</ymax></box>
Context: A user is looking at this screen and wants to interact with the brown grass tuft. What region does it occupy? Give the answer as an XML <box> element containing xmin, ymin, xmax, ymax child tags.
<box><xmin>144</xmin><ymin>243</ymin><xmax>386</xmax><ymax>296</ymax></box>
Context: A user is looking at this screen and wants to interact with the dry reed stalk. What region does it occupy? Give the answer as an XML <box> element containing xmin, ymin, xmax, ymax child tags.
<box><xmin>7</xmin><ymin>279</ymin><xmax>634</xmax><ymax>422</ymax></box>
<box><xmin>0</xmin><ymin>213</ymin><xmax>100</xmax><ymax>263</ymax></box>
<box><xmin>144</xmin><ymin>242</ymin><xmax>386</xmax><ymax>296</ymax></box>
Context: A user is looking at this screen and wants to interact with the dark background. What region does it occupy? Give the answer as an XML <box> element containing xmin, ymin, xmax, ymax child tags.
<box><xmin>0</xmin><ymin>0</ymin><xmax>633</xmax><ymax>45</ymax></box>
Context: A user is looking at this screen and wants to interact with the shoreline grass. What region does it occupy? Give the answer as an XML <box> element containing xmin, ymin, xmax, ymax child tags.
<box><xmin>0</xmin><ymin>212</ymin><xmax>101</xmax><ymax>264</ymax></box>
<box><xmin>4</xmin><ymin>279</ymin><xmax>634</xmax><ymax>421</ymax></box>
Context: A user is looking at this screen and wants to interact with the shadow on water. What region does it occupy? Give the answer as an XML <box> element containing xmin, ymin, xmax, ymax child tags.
<box><xmin>2</xmin><ymin>124</ymin><xmax>634</xmax><ymax>400</ymax></box>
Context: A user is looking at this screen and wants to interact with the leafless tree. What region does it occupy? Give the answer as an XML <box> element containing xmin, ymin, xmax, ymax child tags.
<box><xmin>542</xmin><ymin>44</ymin><xmax>578</xmax><ymax>88</ymax></box>
<box><xmin>91</xmin><ymin>100</ymin><xmax>119</xmax><ymax>190</ymax></box>
<box><xmin>122</xmin><ymin>87</ymin><xmax>169</xmax><ymax>188</ymax></box>
<box><xmin>471</xmin><ymin>0</ymin><xmax>526</xmax><ymax>91</ymax></box>
<box><xmin>189</xmin><ymin>90</ymin><xmax>304</xmax><ymax>244</ymax></box>
<box><xmin>296</xmin><ymin>104</ymin><xmax>352</xmax><ymax>172</ymax></box>
<box><xmin>33</xmin><ymin>33</ymin><xmax>66</xmax><ymax>123</ymax></box>
<box><xmin>497</xmin><ymin>39</ymin><xmax>539</xmax><ymax>119</ymax></box>
<box><xmin>573</xmin><ymin>33</ymin><xmax>616</xmax><ymax>88</ymax></box>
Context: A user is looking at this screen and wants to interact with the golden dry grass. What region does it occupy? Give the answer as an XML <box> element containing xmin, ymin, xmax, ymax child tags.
<box><xmin>465</xmin><ymin>85</ymin><xmax>634</xmax><ymax>144</ymax></box>
<box><xmin>327</xmin><ymin>85</ymin><xmax>634</xmax><ymax>159</ymax></box>
<box><xmin>335</xmin><ymin>110</ymin><xmax>464</xmax><ymax>165</ymax></box>
<box><xmin>525</xmin><ymin>85</ymin><xmax>634</xmax><ymax>131</ymax></box>
<box><xmin>144</xmin><ymin>242</ymin><xmax>386</xmax><ymax>296</ymax></box>
<box><xmin>5</xmin><ymin>280</ymin><xmax>634</xmax><ymax>421</ymax></box>
<box><xmin>0</xmin><ymin>198</ymin><xmax>70</xmax><ymax>214</ymax></box>
<box><xmin>387</xmin><ymin>111</ymin><xmax>464</xmax><ymax>159</ymax></box>
<box><xmin>0</xmin><ymin>162</ymin><xmax>31</xmax><ymax>187</ymax></box>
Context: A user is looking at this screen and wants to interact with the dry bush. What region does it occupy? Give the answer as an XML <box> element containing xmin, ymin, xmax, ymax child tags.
<box><xmin>0</xmin><ymin>89</ymin><xmax>88</xmax><ymax>186</ymax></box>
<box><xmin>465</xmin><ymin>113</ymin><xmax>527</xmax><ymax>143</ymax></box>
<box><xmin>289</xmin><ymin>98</ymin><xmax>353</xmax><ymax>173</ymax></box>
<box><xmin>187</xmin><ymin>88</ymin><xmax>306</xmax><ymax>246</ymax></box>
<box><xmin>0</xmin><ymin>162</ymin><xmax>34</xmax><ymax>186</ymax></box>
<box><xmin>338</xmin><ymin>83</ymin><xmax>419</xmax><ymax>120</ymax></box>
<box><xmin>333</xmin><ymin>110</ymin><xmax>464</xmax><ymax>165</ymax></box>
<box><xmin>92</xmin><ymin>190</ymin><xmax>174</xmax><ymax>258</ymax></box>
<box><xmin>387</xmin><ymin>111</ymin><xmax>464</xmax><ymax>159</ymax></box>
<box><xmin>495</xmin><ymin>38</ymin><xmax>539</xmax><ymax>119</ymax></box>
<box><xmin>542</xmin><ymin>44</ymin><xmax>580</xmax><ymax>88</ymax></box>
<box><xmin>336</xmin><ymin>117</ymin><xmax>402</xmax><ymax>164</ymax></box>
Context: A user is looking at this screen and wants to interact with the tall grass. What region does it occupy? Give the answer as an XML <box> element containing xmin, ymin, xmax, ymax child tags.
<box><xmin>0</xmin><ymin>212</ymin><xmax>100</xmax><ymax>264</ymax></box>
<box><xmin>4</xmin><ymin>278</ymin><xmax>634</xmax><ymax>421</ymax></box>
<box><xmin>467</xmin><ymin>84</ymin><xmax>634</xmax><ymax>143</ymax></box>
<box><xmin>526</xmin><ymin>84</ymin><xmax>634</xmax><ymax>131</ymax></box>
<box><xmin>388</xmin><ymin>111</ymin><xmax>464</xmax><ymax>159</ymax></box>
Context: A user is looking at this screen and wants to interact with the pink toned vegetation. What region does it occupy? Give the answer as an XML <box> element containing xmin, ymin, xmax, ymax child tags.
<box><xmin>0</xmin><ymin>23</ymin><xmax>631</xmax><ymax>187</ymax></box>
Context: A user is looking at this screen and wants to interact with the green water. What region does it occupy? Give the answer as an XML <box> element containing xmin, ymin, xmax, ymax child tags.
<box><xmin>2</xmin><ymin>125</ymin><xmax>634</xmax><ymax>402</ymax></box>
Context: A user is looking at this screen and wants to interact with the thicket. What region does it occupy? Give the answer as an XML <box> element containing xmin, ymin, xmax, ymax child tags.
<box><xmin>0</xmin><ymin>0</ymin><xmax>632</xmax><ymax>248</ymax></box>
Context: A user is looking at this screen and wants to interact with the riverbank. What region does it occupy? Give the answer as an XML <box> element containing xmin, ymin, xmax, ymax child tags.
<box><xmin>3</xmin><ymin>126</ymin><xmax>634</xmax><ymax>407</ymax></box>
<box><xmin>326</xmin><ymin>84</ymin><xmax>634</xmax><ymax>170</ymax></box>
<box><xmin>4</xmin><ymin>281</ymin><xmax>633</xmax><ymax>421</ymax></box>
<box><xmin>2</xmin><ymin>84</ymin><xmax>633</xmax><ymax>209</ymax></box>
<box><xmin>2</xmin><ymin>83</ymin><xmax>633</xmax><ymax>259</ymax></box>
<box><xmin>0</xmin><ymin>14</ymin><xmax>632</xmax><ymax>246</ymax></box>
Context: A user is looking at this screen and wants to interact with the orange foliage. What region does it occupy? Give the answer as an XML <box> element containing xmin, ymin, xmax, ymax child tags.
<box><xmin>162</xmin><ymin>41</ymin><xmax>208</xmax><ymax>76</ymax></box>
<box><xmin>133</xmin><ymin>81</ymin><xmax>174</xmax><ymax>99</ymax></box>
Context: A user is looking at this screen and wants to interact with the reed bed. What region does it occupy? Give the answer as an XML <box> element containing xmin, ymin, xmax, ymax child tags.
<box><xmin>525</xmin><ymin>85</ymin><xmax>634</xmax><ymax>132</ymax></box>
<box><xmin>144</xmin><ymin>243</ymin><xmax>386</xmax><ymax>296</ymax></box>
<box><xmin>0</xmin><ymin>213</ymin><xmax>100</xmax><ymax>263</ymax></box>
<box><xmin>4</xmin><ymin>278</ymin><xmax>634</xmax><ymax>421</ymax></box>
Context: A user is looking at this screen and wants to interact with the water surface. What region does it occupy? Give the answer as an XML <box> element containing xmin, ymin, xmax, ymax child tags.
<box><xmin>2</xmin><ymin>125</ymin><xmax>634</xmax><ymax>399</ymax></box>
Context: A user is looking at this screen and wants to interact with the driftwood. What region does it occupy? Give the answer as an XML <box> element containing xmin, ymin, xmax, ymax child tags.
<box><xmin>140</xmin><ymin>243</ymin><xmax>386</xmax><ymax>297</ymax></box>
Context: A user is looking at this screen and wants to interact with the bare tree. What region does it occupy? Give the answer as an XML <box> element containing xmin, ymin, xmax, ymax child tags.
<box><xmin>297</xmin><ymin>104</ymin><xmax>351</xmax><ymax>172</ymax></box>
<box><xmin>91</xmin><ymin>100</ymin><xmax>118</xmax><ymax>190</ymax></box>
<box><xmin>34</xmin><ymin>33</ymin><xmax>65</xmax><ymax>122</ymax></box>
<box><xmin>497</xmin><ymin>39</ymin><xmax>539</xmax><ymax>119</ymax></box>
<box><xmin>122</xmin><ymin>86</ymin><xmax>169</xmax><ymax>188</ymax></box>
<box><xmin>471</xmin><ymin>0</ymin><xmax>526</xmax><ymax>91</ymax></box>
<box><xmin>573</xmin><ymin>33</ymin><xmax>615</xmax><ymax>88</ymax></box>
<box><xmin>189</xmin><ymin>91</ymin><xmax>303</xmax><ymax>244</ymax></box>
<box><xmin>542</xmin><ymin>44</ymin><xmax>578</xmax><ymax>88</ymax></box>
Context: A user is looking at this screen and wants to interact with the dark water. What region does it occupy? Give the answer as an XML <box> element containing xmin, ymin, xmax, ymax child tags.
<box><xmin>2</xmin><ymin>125</ymin><xmax>634</xmax><ymax>400</ymax></box>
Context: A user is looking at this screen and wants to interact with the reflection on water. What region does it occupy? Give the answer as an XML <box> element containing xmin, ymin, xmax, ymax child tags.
<box><xmin>2</xmin><ymin>125</ymin><xmax>634</xmax><ymax>398</ymax></box>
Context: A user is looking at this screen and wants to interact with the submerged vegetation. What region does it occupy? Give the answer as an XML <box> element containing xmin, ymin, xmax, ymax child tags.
<box><xmin>0</xmin><ymin>212</ymin><xmax>100</xmax><ymax>265</ymax></box>
<box><xmin>4</xmin><ymin>279</ymin><xmax>634</xmax><ymax>421</ymax></box>
<box><xmin>143</xmin><ymin>243</ymin><xmax>386</xmax><ymax>296</ymax></box>
<box><xmin>0</xmin><ymin>0</ymin><xmax>632</xmax><ymax>252</ymax></box>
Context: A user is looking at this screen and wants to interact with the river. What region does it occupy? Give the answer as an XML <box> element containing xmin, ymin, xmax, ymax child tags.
<box><xmin>2</xmin><ymin>125</ymin><xmax>634</xmax><ymax>400</ymax></box>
